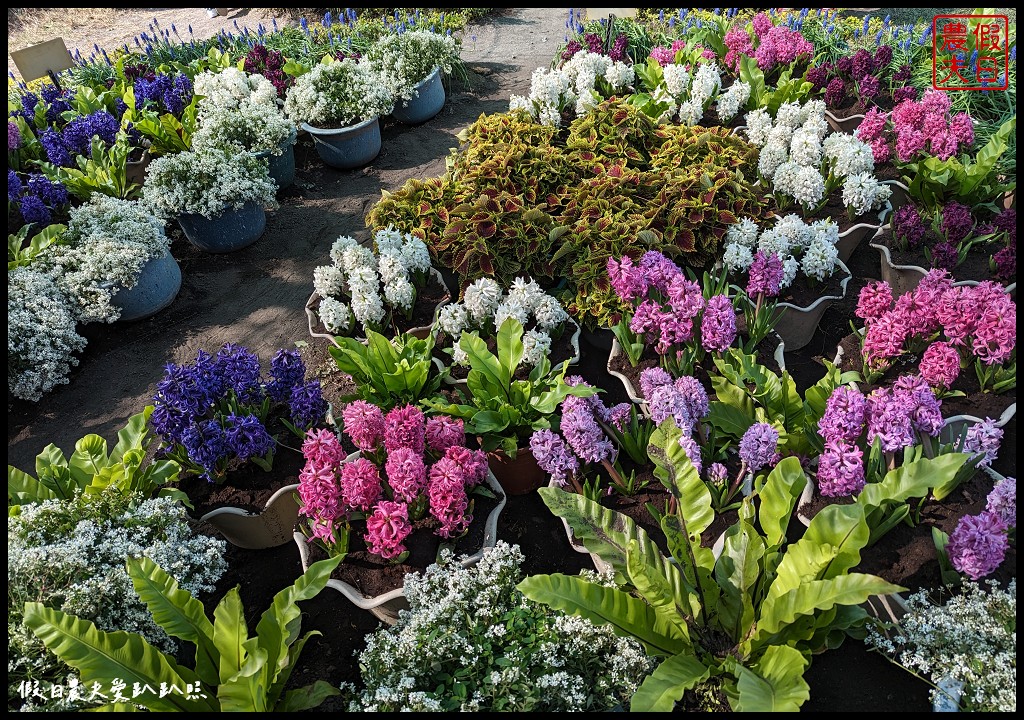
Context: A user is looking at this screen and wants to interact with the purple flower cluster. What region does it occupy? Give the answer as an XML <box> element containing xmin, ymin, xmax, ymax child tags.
<box><xmin>991</xmin><ymin>244</ymin><xmax>1015</xmax><ymax>282</ymax></box>
<box><xmin>60</xmin><ymin>110</ymin><xmax>119</xmax><ymax>155</ymax></box>
<box><xmin>946</xmin><ymin>511</ymin><xmax>1009</xmax><ymax>580</ymax></box>
<box><xmin>700</xmin><ymin>295</ymin><xmax>738</xmax><ymax>353</ymax></box>
<box><xmin>818</xmin><ymin>386</ymin><xmax>867</xmax><ymax>443</ymax></box>
<box><xmin>857</xmin><ymin>89</ymin><xmax>975</xmax><ymax>163</ymax></box>
<box><xmin>817</xmin><ymin>440</ymin><xmax>865</xmax><ymax>497</ymax></box>
<box><xmin>940</xmin><ymin>201</ymin><xmax>975</xmax><ymax>243</ymax></box>
<box><xmin>584</xmin><ymin>32</ymin><xmax>604</xmax><ymax>55</ymax></box>
<box><xmin>640</xmin><ymin>367</ymin><xmax>709</xmax><ymax>436</ymax></box>
<box><xmin>151</xmin><ymin>344</ymin><xmax>324</xmax><ymax>481</ymax></box>
<box><xmin>986</xmin><ymin>475</ymin><xmax>1015</xmax><ymax>528</ymax></box>
<box><xmin>891</xmin><ymin>205</ymin><xmax>927</xmax><ymax>249</ymax></box>
<box><xmin>562</xmin><ymin>39</ymin><xmax>583</xmax><ymax>61</ymax></box>
<box><xmin>530</xmin><ymin>429</ymin><xmax>579</xmax><ymax>487</ymax></box>
<box><xmin>865</xmin><ymin>387</ymin><xmax>917</xmax><ymax>453</ymax></box>
<box><xmin>962</xmin><ymin>418</ymin><xmax>1003</xmax><ymax>467</ymax></box>
<box><xmin>134</xmin><ymin>72</ymin><xmax>193</xmax><ymax>115</ymax></box>
<box><xmin>746</xmin><ymin>251</ymin><xmax>783</xmax><ymax>298</ymax></box>
<box><xmin>929</xmin><ymin>241</ymin><xmax>958</xmax><ymax>271</ymax></box>
<box><xmin>608</xmin><ymin>33</ymin><xmax>628</xmax><ymax>62</ymax></box>
<box><xmin>561</xmin><ymin>394</ymin><xmax>616</xmax><ymax>464</ymax></box>
<box><xmin>244</xmin><ymin>44</ymin><xmax>291</xmax><ymax>98</ymax></box>
<box><xmin>648</xmin><ymin>39</ymin><xmax>686</xmax><ymax>66</ymax></box>
<box><xmin>739</xmin><ymin>423</ymin><xmax>779</xmax><ymax>473</ymax></box>
<box><xmin>724</xmin><ymin>13</ymin><xmax>813</xmax><ymax>73</ymax></box>
<box><xmin>8</xmin><ymin>121</ymin><xmax>20</xmax><ymax>151</ymax></box>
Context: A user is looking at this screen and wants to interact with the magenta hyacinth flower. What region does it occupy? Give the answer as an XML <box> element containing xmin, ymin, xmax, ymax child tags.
<box><xmin>341</xmin><ymin>400</ymin><xmax>385</xmax><ymax>452</ymax></box>
<box><xmin>364</xmin><ymin>500</ymin><xmax>412</xmax><ymax>560</ymax></box>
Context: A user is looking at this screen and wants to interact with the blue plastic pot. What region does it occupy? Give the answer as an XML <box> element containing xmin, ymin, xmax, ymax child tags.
<box><xmin>302</xmin><ymin>116</ymin><xmax>381</xmax><ymax>169</ymax></box>
<box><xmin>109</xmin><ymin>250</ymin><xmax>182</xmax><ymax>322</ymax></box>
<box><xmin>254</xmin><ymin>126</ymin><xmax>297</xmax><ymax>190</ymax></box>
<box><xmin>177</xmin><ymin>201</ymin><xmax>266</xmax><ymax>253</ymax></box>
<box><xmin>391</xmin><ymin>66</ymin><xmax>446</xmax><ymax>124</ymax></box>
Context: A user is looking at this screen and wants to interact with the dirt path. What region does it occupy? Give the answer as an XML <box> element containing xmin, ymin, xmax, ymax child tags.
<box><xmin>7</xmin><ymin>7</ymin><xmax>570</xmax><ymax>470</ymax></box>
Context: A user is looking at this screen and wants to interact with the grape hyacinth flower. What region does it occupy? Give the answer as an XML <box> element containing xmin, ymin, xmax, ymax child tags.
<box><xmin>946</xmin><ymin>511</ymin><xmax>1009</xmax><ymax>580</ymax></box>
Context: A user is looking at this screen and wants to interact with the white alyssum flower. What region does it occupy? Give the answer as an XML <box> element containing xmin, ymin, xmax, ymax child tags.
<box><xmin>801</xmin><ymin>236</ymin><xmax>840</xmax><ymax>281</ymax></box>
<box><xmin>8</xmin><ymin>267</ymin><xmax>86</xmax><ymax>402</ymax></box>
<box><xmin>194</xmin><ymin>67</ymin><xmax>278</xmax><ymax>111</ymax></box>
<box><xmin>521</xmin><ymin>329</ymin><xmax>553</xmax><ymax>368</ymax></box>
<box><xmin>318</xmin><ymin>296</ymin><xmax>351</xmax><ymax>333</ymax></box>
<box><xmin>284</xmin><ymin>58</ymin><xmax>394</xmax><ymax>127</ymax></box>
<box><xmin>40</xmin><ymin>196</ymin><xmax>170</xmax><ymax>325</ymax></box>
<box><xmin>192</xmin><ymin>70</ymin><xmax>294</xmax><ymax>157</ymax></box>
<box><xmin>365</xmin><ymin>30</ymin><xmax>460</xmax><ymax>104</ymax></box>
<box><xmin>345</xmin><ymin>542</ymin><xmax>654</xmax><ymax>712</ymax></box>
<box><xmin>463</xmin><ymin>277</ymin><xmax>503</xmax><ymax>323</ymax></box>
<box><xmin>722</xmin><ymin>242</ymin><xmax>754</xmax><ymax>272</ymax></box>
<box><xmin>865</xmin><ymin>580</ymin><xmax>1015</xmax><ymax>713</ymax></box>
<box><xmin>143</xmin><ymin>146</ymin><xmax>277</xmax><ymax>219</ymax></box>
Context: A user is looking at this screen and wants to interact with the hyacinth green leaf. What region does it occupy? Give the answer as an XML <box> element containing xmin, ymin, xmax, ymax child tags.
<box><xmin>126</xmin><ymin>557</ymin><xmax>218</xmax><ymax>686</ymax></box>
<box><xmin>757</xmin><ymin>457</ymin><xmax>807</xmax><ymax>549</ymax></box>
<box><xmin>22</xmin><ymin>603</ymin><xmax>212</xmax><ymax>712</ymax></box>
<box><xmin>756</xmin><ymin>573</ymin><xmax>905</xmax><ymax>643</ymax></box>
<box><xmin>730</xmin><ymin>645</ymin><xmax>810</xmax><ymax>712</ymax></box>
<box><xmin>517</xmin><ymin>573</ymin><xmax>689</xmax><ymax>657</ymax></box>
<box><xmin>630</xmin><ymin>653</ymin><xmax>710</xmax><ymax>712</ymax></box>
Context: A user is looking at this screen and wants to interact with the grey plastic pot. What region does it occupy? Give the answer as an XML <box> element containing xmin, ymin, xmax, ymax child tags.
<box><xmin>201</xmin><ymin>482</ymin><xmax>301</xmax><ymax>550</ymax></box>
<box><xmin>107</xmin><ymin>249</ymin><xmax>182</xmax><ymax>322</ymax></box>
<box><xmin>391</xmin><ymin>66</ymin><xmax>445</xmax><ymax>125</ymax></box>
<box><xmin>824</xmin><ymin>109</ymin><xmax>865</xmax><ymax>133</ymax></box>
<box><xmin>177</xmin><ymin>200</ymin><xmax>266</xmax><ymax>253</ymax></box>
<box><xmin>302</xmin><ymin>116</ymin><xmax>381</xmax><ymax>169</ymax></box>
<box><xmin>882</xmin><ymin>179</ymin><xmax>911</xmax><ymax>213</ymax></box>
<box><xmin>293</xmin><ymin>458</ymin><xmax>507</xmax><ymax>625</ymax></box>
<box><xmin>773</xmin><ymin>259</ymin><xmax>852</xmax><ymax>352</ymax></box>
<box><xmin>254</xmin><ymin>125</ymin><xmax>298</xmax><ymax>189</ymax></box>
<box><xmin>835</xmin><ymin>200</ymin><xmax>892</xmax><ymax>264</ymax></box>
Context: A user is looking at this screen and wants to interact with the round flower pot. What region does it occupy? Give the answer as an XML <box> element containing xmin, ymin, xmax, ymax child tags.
<box><xmin>302</xmin><ymin>116</ymin><xmax>381</xmax><ymax>169</ymax></box>
<box><xmin>254</xmin><ymin>125</ymin><xmax>297</xmax><ymax>190</ymax></box>
<box><xmin>177</xmin><ymin>201</ymin><xmax>266</xmax><ymax>253</ymax></box>
<box><xmin>305</xmin><ymin>268</ymin><xmax>451</xmax><ymax>348</ymax></box>
<box><xmin>293</xmin><ymin>467</ymin><xmax>506</xmax><ymax>625</ymax></box>
<box><xmin>440</xmin><ymin>318</ymin><xmax>582</xmax><ymax>386</ymax></box>
<box><xmin>834</xmin><ymin>200</ymin><xmax>892</xmax><ymax>264</ymax></box>
<box><xmin>105</xmin><ymin>249</ymin><xmax>181</xmax><ymax>322</ymax></box>
<box><xmin>125</xmin><ymin>149</ymin><xmax>151</xmax><ymax>187</ymax></box>
<box><xmin>391</xmin><ymin>66</ymin><xmax>446</xmax><ymax>125</ymax></box>
<box><xmin>772</xmin><ymin>259</ymin><xmax>852</xmax><ymax>352</ymax></box>
<box><xmin>487</xmin><ymin>446</ymin><xmax>547</xmax><ymax>496</ymax></box>
<box><xmin>200</xmin><ymin>482</ymin><xmax>301</xmax><ymax>550</ymax></box>
<box><xmin>939</xmin><ymin>401</ymin><xmax>1016</xmax><ymax>446</ymax></box>
<box><xmin>824</xmin><ymin>109</ymin><xmax>865</xmax><ymax>134</ymax></box>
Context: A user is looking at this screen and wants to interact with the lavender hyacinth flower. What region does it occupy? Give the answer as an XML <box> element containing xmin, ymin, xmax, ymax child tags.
<box><xmin>639</xmin><ymin>366</ymin><xmax>673</xmax><ymax>400</ymax></box>
<box><xmin>530</xmin><ymin>429</ymin><xmax>579</xmax><ymax>487</ymax></box>
<box><xmin>739</xmin><ymin>423</ymin><xmax>779</xmax><ymax>473</ymax></box>
<box><xmin>648</xmin><ymin>385</ymin><xmax>685</xmax><ymax>427</ymax></box>
<box><xmin>893</xmin><ymin>374</ymin><xmax>943</xmax><ymax>438</ymax></box>
<box><xmin>677</xmin><ymin>433</ymin><xmax>703</xmax><ymax>476</ymax></box>
<box><xmin>8</xmin><ymin>121</ymin><xmax>20</xmax><ymax>151</ymax></box>
<box><xmin>946</xmin><ymin>511</ymin><xmax>1009</xmax><ymax>580</ymax></box>
<box><xmin>560</xmin><ymin>395</ymin><xmax>615</xmax><ymax>464</ymax></box>
<box><xmin>866</xmin><ymin>387</ymin><xmax>916</xmax><ymax>453</ymax></box>
<box><xmin>673</xmin><ymin>376</ymin><xmax>709</xmax><ymax>433</ymax></box>
<box><xmin>707</xmin><ymin>462</ymin><xmax>728</xmax><ymax>486</ymax></box>
<box><xmin>817</xmin><ymin>385</ymin><xmax>867</xmax><ymax>444</ymax></box>
<box><xmin>963</xmin><ymin>418</ymin><xmax>1003</xmax><ymax>467</ymax></box>
<box><xmin>986</xmin><ymin>476</ymin><xmax>1015</xmax><ymax>528</ymax></box>
<box><xmin>816</xmin><ymin>440</ymin><xmax>865</xmax><ymax>497</ymax></box>
<box><xmin>700</xmin><ymin>294</ymin><xmax>737</xmax><ymax>353</ymax></box>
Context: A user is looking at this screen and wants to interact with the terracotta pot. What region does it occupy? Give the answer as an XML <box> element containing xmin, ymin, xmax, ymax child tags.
<box><xmin>487</xmin><ymin>446</ymin><xmax>547</xmax><ymax>496</ymax></box>
<box><xmin>293</xmin><ymin>462</ymin><xmax>506</xmax><ymax>625</ymax></box>
<box><xmin>200</xmin><ymin>482</ymin><xmax>300</xmax><ymax>550</ymax></box>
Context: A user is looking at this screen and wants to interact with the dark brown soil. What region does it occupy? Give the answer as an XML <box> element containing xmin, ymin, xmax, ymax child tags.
<box><xmin>828</xmin><ymin>88</ymin><xmax>895</xmax><ymax>118</ymax></box>
<box><xmin>178</xmin><ymin>443</ymin><xmax>305</xmax><ymax>517</ymax></box>
<box><xmin>873</xmin><ymin>162</ymin><xmax>904</xmax><ymax>183</ymax></box>
<box><xmin>437</xmin><ymin>322</ymin><xmax>578</xmax><ymax>382</ymax></box>
<box><xmin>776</xmin><ymin>262</ymin><xmax>848</xmax><ymax>309</ymax></box>
<box><xmin>698</xmin><ymin>103</ymin><xmax>746</xmax><ymax>131</ymax></box>
<box><xmin>803</xmin><ymin>191</ymin><xmax>858</xmax><ymax>234</ymax></box>
<box><xmin>875</xmin><ymin>227</ymin><xmax>1007</xmax><ymax>286</ymax></box>
<box><xmin>299</xmin><ymin>488</ymin><xmax>501</xmax><ymax>598</ymax></box>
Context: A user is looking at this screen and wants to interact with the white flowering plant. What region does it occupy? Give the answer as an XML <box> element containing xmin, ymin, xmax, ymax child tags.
<box><xmin>435</xmin><ymin>276</ymin><xmax>571</xmax><ymax>369</ymax></box>
<box><xmin>142</xmin><ymin>146</ymin><xmax>277</xmax><ymax>219</ymax></box>
<box><xmin>744</xmin><ymin>99</ymin><xmax>891</xmax><ymax>217</ymax></box>
<box><xmin>632</xmin><ymin>57</ymin><xmax>751</xmax><ymax>127</ymax></box>
<box><xmin>313</xmin><ymin>227</ymin><xmax>440</xmax><ymax>337</ymax></box>
<box><xmin>865</xmin><ymin>579</ymin><xmax>1015</xmax><ymax>712</ymax></box>
<box><xmin>8</xmin><ymin>492</ymin><xmax>227</xmax><ymax>706</ymax></box>
<box><xmin>8</xmin><ymin>266</ymin><xmax>87</xmax><ymax>402</ymax></box>
<box><xmin>38</xmin><ymin>196</ymin><xmax>171</xmax><ymax>324</ymax></box>
<box><xmin>284</xmin><ymin>58</ymin><xmax>393</xmax><ymax>128</ymax></box>
<box><xmin>365</xmin><ymin>30</ymin><xmax>460</xmax><ymax>105</ymax></box>
<box><xmin>722</xmin><ymin>214</ymin><xmax>844</xmax><ymax>290</ymax></box>
<box><xmin>342</xmin><ymin>541</ymin><xmax>655</xmax><ymax>711</ymax></box>
<box><xmin>509</xmin><ymin>52</ymin><xmax>634</xmax><ymax>127</ymax></box>
<box><xmin>192</xmin><ymin>68</ymin><xmax>295</xmax><ymax>157</ymax></box>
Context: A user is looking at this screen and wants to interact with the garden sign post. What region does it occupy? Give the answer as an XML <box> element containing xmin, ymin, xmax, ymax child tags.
<box><xmin>10</xmin><ymin>36</ymin><xmax>75</xmax><ymax>89</ymax></box>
